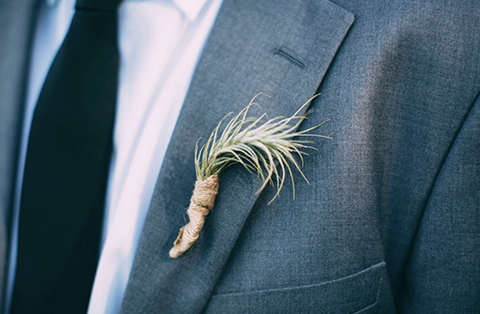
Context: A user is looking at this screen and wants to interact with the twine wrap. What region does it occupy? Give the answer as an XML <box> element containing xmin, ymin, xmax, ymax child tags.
<box><xmin>169</xmin><ymin>175</ymin><xmax>219</xmax><ymax>258</ymax></box>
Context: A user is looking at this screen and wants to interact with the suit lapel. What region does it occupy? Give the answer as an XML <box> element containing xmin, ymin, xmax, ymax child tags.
<box><xmin>0</xmin><ymin>0</ymin><xmax>39</xmax><ymax>216</ymax></box>
<box><xmin>0</xmin><ymin>0</ymin><xmax>39</xmax><ymax>309</ymax></box>
<box><xmin>120</xmin><ymin>0</ymin><xmax>353</xmax><ymax>313</ymax></box>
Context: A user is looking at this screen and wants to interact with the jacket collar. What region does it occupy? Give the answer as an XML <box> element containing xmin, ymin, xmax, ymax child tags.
<box><xmin>120</xmin><ymin>0</ymin><xmax>354</xmax><ymax>312</ymax></box>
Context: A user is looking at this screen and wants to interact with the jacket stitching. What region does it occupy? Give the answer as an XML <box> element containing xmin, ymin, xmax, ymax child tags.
<box><xmin>273</xmin><ymin>46</ymin><xmax>307</xmax><ymax>69</ymax></box>
<box><xmin>351</xmin><ymin>275</ymin><xmax>383</xmax><ymax>314</ymax></box>
<box><xmin>212</xmin><ymin>261</ymin><xmax>385</xmax><ymax>297</ymax></box>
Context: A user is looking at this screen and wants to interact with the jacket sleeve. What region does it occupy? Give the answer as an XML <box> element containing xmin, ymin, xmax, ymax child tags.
<box><xmin>397</xmin><ymin>92</ymin><xmax>480</xmax><ymax>313</ymax></box>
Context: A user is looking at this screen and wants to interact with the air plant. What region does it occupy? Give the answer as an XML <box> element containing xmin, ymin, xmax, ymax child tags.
<box><xmin>169</xmin><ymin>94</ymin><xmax>330</xmax><ymax>258</ymax></box>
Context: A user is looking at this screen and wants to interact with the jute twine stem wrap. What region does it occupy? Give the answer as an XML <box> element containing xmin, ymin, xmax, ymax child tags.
<box><xmin>169</xmin><ymin>175</ymin><xmax>219</xmax><ymax>258</ymax></box>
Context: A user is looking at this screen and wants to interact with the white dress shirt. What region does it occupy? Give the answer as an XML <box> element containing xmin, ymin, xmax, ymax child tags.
<box><xmin>6</xmin><ymin>0</ymin><xmax>223</xmax><ymax>313</ymax></box>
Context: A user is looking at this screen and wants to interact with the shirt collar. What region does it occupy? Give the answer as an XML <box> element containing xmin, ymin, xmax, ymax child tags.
<box><xmin>172</xmin><ymin>0</ymin><xmax>209</xmax><ymax>21</ymax></box>
<box><xmin>46</xmin><ymin>0</ymin><xmax>209</xmax><ymax>21</ymax></box>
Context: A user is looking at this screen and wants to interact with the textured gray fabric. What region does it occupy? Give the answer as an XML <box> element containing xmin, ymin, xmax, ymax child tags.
<box><xmin>0</xmin><ymin>0</ymin><xmax>38</xmax><ymax>310</ymax></box>
<box><xmin>0</xmin><ymin>0</ymin><xmax>479</xmax><ymax>313</ymax></box>
<box><xmin>399</xmin><ymin>94</ymin><xmax>480</xmax><ymax>312</ymax></box>
<box><xmin>120</xmin><ymin>0</ymin><xmax>355</xmax><ymax>312</ymax></box>
<box><xmin>205</xmin><ymin>262</ymin><xmax>387</xmax><ymax>313</ymax></box>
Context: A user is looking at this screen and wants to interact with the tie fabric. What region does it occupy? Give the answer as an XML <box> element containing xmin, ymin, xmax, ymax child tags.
<box><xmin>10</xmin><ymin>0</ymin><xmax>122</xmax><ymax>313</ymax></box>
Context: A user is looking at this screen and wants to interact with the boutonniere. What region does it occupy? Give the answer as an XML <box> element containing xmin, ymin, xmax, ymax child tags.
<box><xmin>169</xmin><ymin>94</ymin><xmax>330</xmax><ymax>258</ymax></box>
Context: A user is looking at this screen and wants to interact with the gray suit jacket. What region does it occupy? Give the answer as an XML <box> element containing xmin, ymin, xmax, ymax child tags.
<box><xmin>0</xmin><ymin>0</ymin><xmax>479</xmax><ymax>313</ymax></box>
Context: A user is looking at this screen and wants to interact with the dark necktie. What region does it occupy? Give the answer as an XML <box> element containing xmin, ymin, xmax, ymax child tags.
<box><xmin>11</xmin><ymin>0</ymin><xmax>122</xmax><ymax>313</ymax></box>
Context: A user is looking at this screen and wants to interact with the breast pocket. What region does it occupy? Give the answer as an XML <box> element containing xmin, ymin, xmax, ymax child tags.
<box><xmin>204</xmin><ymin>262</ymin><xmax>386</xmax><ymax>314</ymax></box>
